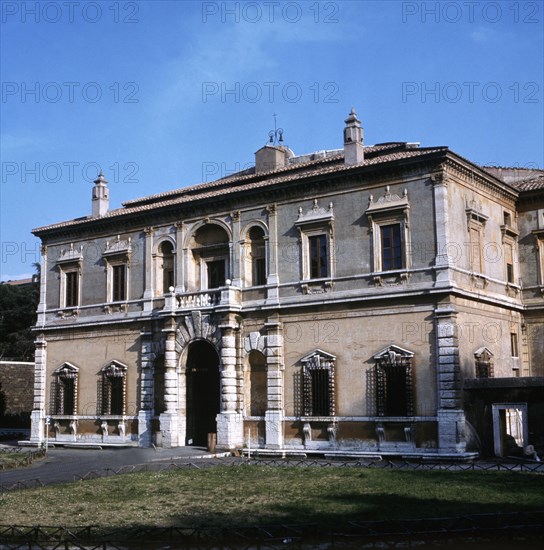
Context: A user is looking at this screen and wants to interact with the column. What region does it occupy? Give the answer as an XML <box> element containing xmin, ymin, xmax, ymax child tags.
<box><xmin>266</xmin><ymin>204</ymin><xmax>280</xmax><ymax>303</ymax></box>
<box><xmin>435</xmin><ymin>306</ymin><xmax>467</xmax><ymax>454</ymax></box>
<box><xmin>143</xmin><ymin>227</ymin><xmax>154</xmax><ymax>310</ymax></box>
<box><xmin>175</xmin><ymin>222</ymin><xmax>186</xmax><ymax>293</ymax></box>
<box><xmin>231</xmin><ymin>211</ymin><xmax>242</xmax><ymax>287</ymax></box>
<box><xmin>30</xmin><ymin>335</ymin><xmax>47</xmax><ymax>445</ymax></box>
<box><xmin>216</xmin><ymin>318</ymin><xmax>243</xmax><ymax>449</ymax></box>
<box><xmin>432</xmin><ymin>171</ymin><xmax>454</xmax><ymax>284</ymax></box>
<box><xmin>265</xmin><ymin>318</ymin><xmax>284</xmax><ymax>448</ymax></box>
<box><xmin>36</xmin><ymin>245</ymin><xmax>47</xmax><ymax>327</ymax></box>
<box><xmin>159</xmin><ymin>320</ymin><xmax>179</xmax><ymax>447</ymax></box>
<box><xmin>138</xmin><ymin>329</ymin><xmax>155</xmax><ymax>447</ymax></box>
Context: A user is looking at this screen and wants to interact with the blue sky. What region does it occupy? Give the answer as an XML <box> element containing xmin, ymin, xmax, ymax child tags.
<box><xmin>1</xmin><ymin>0</ymin><xmax>543</xmax><ymax>280</ymax></box>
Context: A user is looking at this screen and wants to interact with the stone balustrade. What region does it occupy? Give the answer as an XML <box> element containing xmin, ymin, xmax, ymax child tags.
<box><xmin>163</xmin><ymin>287</ymin><xmax>241</xmax><ymax>311</ymax></box>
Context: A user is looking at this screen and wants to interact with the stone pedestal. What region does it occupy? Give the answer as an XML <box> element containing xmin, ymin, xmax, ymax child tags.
<box><xmin>438</xmin><ymin>409</ymin><xmax>467</xmax><ymax>453</ymax></box>
<box><xmin>138</xmin><ymin>410</ymin><xmax>153</xmax><ymax>447</ymax></box>
<box><xmin>159</xmin><ymin>412</ymin><xmax>179</xmax><ymax>448</ymax></box>
<box><xmin>216</xmin><ymin>412</ymin><xmax>243</xmax><ymax>449</ymax></box>
<box><xmin>29</xmin><ymin>409</ymin><xmax>45</xmax><ymax>445</ymax></box>
<box><xmin>265</xmin><ymin>409</ymin><xmax>283</xmax><ymax>448</ymax></box>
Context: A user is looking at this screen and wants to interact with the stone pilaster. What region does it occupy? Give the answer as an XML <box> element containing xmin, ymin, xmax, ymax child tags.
<box><xmin>216</xmin><ymin>321</ymin><xmax>243</xmax><ymax>449</ymax></box>
<box><xmin>266</xmin><ymin>204</ymin><xmax>280</xmax><ymax>303</ymax></box>
<box><xmin>435</xmin><ymin>306</ymin><xmax>467</xmax><ymax>453</ymax></box>
<box><xmin>143</xmin><ymin>227</ymin><xmax>154</xmax><ymax>310</ymax></box>
<box><xmin>265</xmin><ymin>318</ymin><xmax>284</xmax><ymax>448</ymax></box>
<box><xmin>230</xmin><ymin>211</ymin><xmax>242</xmax><ymax>287</ymax></box>
<box><xmin>30</xmin><ymin>335</ymin><xmax>47</xmax><ymax>445</ymax></box>
<box><xmin>36</xmin><ymin>245</ymin><xmax>47</xmax><ymax>327</ymax></box>
<box><xmin>432</xmin><ymin>170</ymin><xmax>454</xmax><ymax>284</ymax></box>
<box><xmin>159</xmin><ymin>321</ymin><xmax>179</xmax><ymax>447</ymax></box>
<box><xmin>138</xmin><ymin>329</ymin><xmax>155</xmax><ymax>447</ymax></box>
<box><xmin>175</xmin><ymin>222</ymin><xmax>186</xmax><ymax>293</ymax></box>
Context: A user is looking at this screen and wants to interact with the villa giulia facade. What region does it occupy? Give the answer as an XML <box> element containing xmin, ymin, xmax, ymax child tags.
<box><xmin>28</xmin><ymin>109</ymin><xmax>544</xmax><ymax>458</ymax></box>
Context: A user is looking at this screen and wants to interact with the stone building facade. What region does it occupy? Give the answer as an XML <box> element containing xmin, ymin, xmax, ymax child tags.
<box><xmin>28</xmin><ymin>109</ymin><xmax>543</xmax><ymax>457</ymax></box>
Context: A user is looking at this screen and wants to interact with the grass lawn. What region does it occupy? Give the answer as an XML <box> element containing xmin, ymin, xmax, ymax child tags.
<box><xmin>1</xmin><ymin>466</ymin><xmax>543</xmax><ymax>534</ymax></box>
<box><xmin>0</xmin><ymin>451</ymin><xmax>43</xmax><ymax>470</ymax></box>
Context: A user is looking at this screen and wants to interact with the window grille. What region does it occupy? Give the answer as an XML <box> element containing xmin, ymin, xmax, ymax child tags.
<box><xmin>375</xmin><ymin>351</ymin><xmax>413</xmax><ymax>417</ymax></box>
<box><xmin>302</xmin><ymin>351</ymin><xmax>335</xmax><ymax>416</ymax></box>
<box><xmin>101</xmin><ymin>363</ymin><xmax>127</xmax><ymax>415</ymax></box>
<box><xmin>474</xmin><ymin>347</ymin><xmax>494</xmax><ymax>378</ymax></box>
<box><xmin>52</xmin><ymin>364</ymin><xmax>78</xmax><ymax>415</ymax></box>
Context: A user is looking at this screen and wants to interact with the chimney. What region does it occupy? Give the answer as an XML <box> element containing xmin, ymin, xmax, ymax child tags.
<box><xmin>343</xmin><ymin>107</ymin><xmax>364</xmax><ymax>165</ymax></box>
<box><xmin>255</xmin><ymin>144</ymin><xmax>291</xmax><ymax>174</ymax></box>
<box><xmin>92</xmin><ymin>171</ymin><xmax>109</xmax><ymax>217</ymax></box>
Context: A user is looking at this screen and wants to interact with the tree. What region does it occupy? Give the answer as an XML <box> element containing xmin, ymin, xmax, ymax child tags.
<box><xmin>0</xmin><ymin>274</ymin><xmax>39</xmax><ymax>361</ymax></box>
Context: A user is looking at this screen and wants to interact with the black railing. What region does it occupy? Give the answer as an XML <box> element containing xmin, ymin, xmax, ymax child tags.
<box><xmin>0</xmin><ymin>511</ymin><xmax>542</xmax><ymax>547</ymax></box>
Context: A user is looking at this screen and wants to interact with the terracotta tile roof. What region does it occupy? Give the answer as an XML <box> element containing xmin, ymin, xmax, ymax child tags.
<box><xmin>514</xmin><ymin>174</ymin><xmax>544</xmax><ymax>192</ymax></box>
<box><xmin>122</xmin><ymin>142</ymin><xmax>409</xmax><ymax>207</ymax></box>
<box><xmin>33</xmin><ymin>143</ymin><xmax>448</xmax><ymax>234</ymax></box>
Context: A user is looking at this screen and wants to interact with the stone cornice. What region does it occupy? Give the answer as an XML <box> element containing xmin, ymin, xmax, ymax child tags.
<box><xmin>442</xmin><ymin>156</ymin><xmax>518</xmax><ymax>203</ymax></box>
<box><xmin>33</xmin><ymin>154</ymin><xmax>447</xmax><ymax>242</ymax></box>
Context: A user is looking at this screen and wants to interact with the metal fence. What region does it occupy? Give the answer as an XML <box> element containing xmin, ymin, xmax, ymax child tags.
<box><xmin>0</xmin><ymin>447</ymin><xmax>47</xmax><ymax>471</ymax></box>
<box><xmin>1</xmin><ymin>455</ymin><xmax>543</xmax><ymax>493</ymax></box>
<box><xmin>0</xmin><ymin>511</ymin><xmax>542</xmax><ymax>548</ymax></box>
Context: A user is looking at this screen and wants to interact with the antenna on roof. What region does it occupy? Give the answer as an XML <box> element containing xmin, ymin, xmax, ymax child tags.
<box><xmin>268</xmin><ymin>113</ymin><xmax>284</xmax><ymax>145</ymax></box>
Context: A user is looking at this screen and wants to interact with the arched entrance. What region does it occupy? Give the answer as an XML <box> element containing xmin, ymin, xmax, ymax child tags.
<box><xmin>185</xmin><ymin>340</ymin><xmax>220</xmax><ymax>446</ymax></box>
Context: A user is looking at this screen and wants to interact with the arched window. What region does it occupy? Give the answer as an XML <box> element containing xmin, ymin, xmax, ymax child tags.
<box><xmin>157</xmin><ymin>241</ymin><xmax>175</xmax><ymax>295</ymax></box>
<box><xmin>52</xmin><ymin>363</ymin><xmax>78</xmax><ymax>415</ymax></box>
<box><xmin>100</xmin><ymin>361</ymin><xmax>127</xmax><ymax>415</ymax></box>
<box><xmin>189</xmin><ymin>224</ymin><xmax>230</xmax><ymax>290</ymax></box>
<box><xmin>247</xmin><ymin>350</ymin><xmax>267</xmax><ymax>416</ymax></box>
<box><xmin>246</xmin><ymin>226</ymin><xmax>267</xmax><ymax>287</ymax></box>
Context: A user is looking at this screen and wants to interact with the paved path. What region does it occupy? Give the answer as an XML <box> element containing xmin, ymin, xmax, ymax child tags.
<box><xmin>2</xmin><ymin>440</ymin><xmax>541</xmax><ymax>490</ymax></box>
<box><xmin>0</xmin><ymin>443</ymin><xmax>229</xmax><ymax>488</ymax></box>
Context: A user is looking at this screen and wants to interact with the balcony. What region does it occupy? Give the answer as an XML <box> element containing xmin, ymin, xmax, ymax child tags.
<box><xmin>163</xmin><ymin>286</ymin><xmax>241</xmax><ymax>312</ymax></box>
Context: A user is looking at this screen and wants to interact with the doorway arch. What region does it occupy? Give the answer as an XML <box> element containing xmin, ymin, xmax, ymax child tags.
<box><xmin>185</xmin><ymin>340</ymin><xmax>220</xmax><ymax>446</ymax></box>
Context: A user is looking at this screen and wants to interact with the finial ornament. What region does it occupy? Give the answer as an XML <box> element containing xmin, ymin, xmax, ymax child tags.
<box><xmin>268</xmin><ymin>112</ymin><xmax>284</xmax><ymax>145</ymax></box>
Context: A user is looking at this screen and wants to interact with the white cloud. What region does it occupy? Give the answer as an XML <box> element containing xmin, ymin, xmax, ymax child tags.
<box><xmin>471</xmin><ymin>27</ymin><xmax>497</xmax><ymax>43</ymax></box>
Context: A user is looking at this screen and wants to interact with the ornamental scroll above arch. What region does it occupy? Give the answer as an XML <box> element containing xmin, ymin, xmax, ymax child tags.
<box><xmin>175</xmin><ymin>311</ymin><xmax>222</xmax><ymax>358</ymax></box>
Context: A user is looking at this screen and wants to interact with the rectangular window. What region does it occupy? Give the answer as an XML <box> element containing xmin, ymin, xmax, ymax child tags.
<box><xmin>309</xmin><ymin>234</ymin><xmax>328</xmax><ymax>279</ymax></box>
<box><xmin>376</xmin><ymin>356</ymin><xmax>413</xmax><ymax>417</ymax></box>
<box><xmin>380</xmin><ymin>224</ymin><xmax>402</xmax><ymax>270</ymax></box>
<box><xmin>207</xmin><ymin>259</ymin><xmax>226</xmax><ymax>289</ymax></box>
<box><xmin>163</xmin><ymin>268</ymin><xmax>174</xmax><ymax>293</ymax></box>
<box><xmin>510</xmin><ymin>332</ymin><xmax>519</xmax><ymax>357</ymax></box>
<box><xmin>254</xmin><ymin>257</ymin><xmax>266</xmax><ymax>286</ymax></box>
<box><xmin>505</xmin><ymin>243</ymin><xmax>514</xmax><ymax>283</ymax></box>
<box><xmin>110</xmin><ymin>377</ymin><xmax>124</xmax><ymax>415</ymax></box>
<box><xmin>310</xmin><ymin>368</ymin><xmax>331</xmax><ymax>416</ymax></box>
<box><xmin>65</xmin><ymin>271</ymin><xmax>79</xmax><ymax>307</ymax></box>
<box><xmin>469</xmin><ymin>226</ymin><xmax>483</xmax><ymax>272</ymax></box>
<box><xmin>61</xmin><ymin>378</ymin><xmax>75</xmax><ymax>415</ymax></box>
<box><xmin>112</xmin><ymin>264</ymin><xmax>127</xmax><ymax>301</ymax></box>
<box><xmin>302</xmin><ymin>354</ymin><xmax>335</xmax><ymax>417</ymax></box>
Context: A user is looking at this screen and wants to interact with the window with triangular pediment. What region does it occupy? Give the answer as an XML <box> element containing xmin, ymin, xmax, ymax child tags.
<box><xmin>301</xmin><ymin>350</ymin><xmax>335</xmax><ymax>416</ymax></box>
<box><xmin>99</xmin><ymin>361</ymin><xmax>127</xmax><ymax>415</ymax></box>
<box><xmin>374</xmin><ymin>345</ymin><xmax>414</xmax><ymax>417</ymax></box>
<box><xmin>51</xmin><ymin>363</ymin><xmax>78</xmax><ymax>415</ymax></box>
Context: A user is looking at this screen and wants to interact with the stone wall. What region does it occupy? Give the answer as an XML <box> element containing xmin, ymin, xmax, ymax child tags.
<box><xmin>463</xmin><ymin>377</ymin><xmax>544</xmax><ymax>457</ymax></box>
<box><xmin>0</xmin><ymin>361</ymin><xmax>34</xmax><ymax>416</ymax></box>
